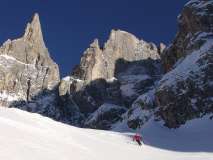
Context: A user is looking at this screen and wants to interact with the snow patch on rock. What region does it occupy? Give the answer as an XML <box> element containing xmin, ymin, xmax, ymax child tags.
<box><xmin>159</xmin><ymin>39</ymin><xmax>213</xmax><ymax>90</ymax></box>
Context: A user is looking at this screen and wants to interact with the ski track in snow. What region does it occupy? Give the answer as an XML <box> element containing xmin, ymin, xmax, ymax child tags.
<box><xmin>0</xmin><ymin>108</ymin><xmax>212</xmax><ymax>160</ymax></box>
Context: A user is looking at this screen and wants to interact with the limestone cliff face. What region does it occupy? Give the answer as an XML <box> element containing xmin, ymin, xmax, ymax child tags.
<box><xmin>102</xmin><ymin>30</ymin><xmax>160</xmax><ymax>79</ymax></box>
<box><xmin>0</xmin><ymin>13</ymin><xmax>60</xmax><ymax>106</ymax></box>
<box><xmin>61</xmin><ymin>30</ymin><xmax>163</xmax><ymax>103</ymax></box>
<box><xmin>59</xmin><ymin>30</ymin><xmax>163</xmax><ymax>128</ymax></box>
<box><xmin>72</xmin><ymin>30</ymin><xmax>161</xmax><ymax>83</ymax></box>
<box><xmin>72</xmin><ymin>39</ymin><xmax>105</xmax><ymax>82</ymax></box>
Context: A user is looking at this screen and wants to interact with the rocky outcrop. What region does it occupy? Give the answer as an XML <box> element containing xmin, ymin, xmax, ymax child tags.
<box><xmin>116</xmin><ymin>58</ymin><xmax>163</xmax><ymax>106</ymax></box>
<box><xmin>113</xmin><ymin>88</ymin><xmax>157</xmax><ymax>131</ymax></box>
<box><xmin>72</xmin><ymin>39</ymin><xmax>105</xmax><ymax>82</ymax></box>
<box><xmin>59</xmin><ymin>30</ymin><xmax>163</xmax><ymax>128</ymax></box>
<box><xmin>156</xmin><ymin>0</ymin><xmax>213</xmax><ymax>128</ymax></box>
<box><xmin>85</xmin><ymin>103</ymin><xmax>127</xmax><ymax>130</ymax></box>
<box><xmin>0</xmin><ymin>13</ymin><xmax>60</xmax><ymax>108</ymax></box>
<box><xmin>72</xmin><ymin>30</ymin><xmax>162</xmax><ymax>83</ymax></box>
<box><xmin>161</xmin><ymin>0</ymin><xmax>213</xmax><ymax>71</ymax></box>
<box><xmin>102</xmin><ymin>30</ymin><xmax>161</xmax><ymax>79</ymax></box>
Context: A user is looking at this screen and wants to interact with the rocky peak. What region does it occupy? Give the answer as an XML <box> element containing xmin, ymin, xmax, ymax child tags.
<box><xmin>104</xmin><ymin>29</ymin><xmax>140</xmax><ymax>50</ymax></box>
<box><xmin>161</xmin><ymin>0</ymin><xmax>213</xmax><ymax>71</ymax></box>
<box><xmin>24</xmin><ymin>13</ymin><xmax>45</xmax><ymax>48</ymax></box>
<box><xmin>71</xmin><ymin>30</ymin><xmax>161</xmax><ymax>82</ymax></box>
<box><xmin>72</xmin><ymin>38</ymin><xmax>105</xmax><ymax>82</ymax></box>
<box><xmin>0</xmin><ymin>13</ymin><xmax>54</xmax><ymax>65</ymax></box>
<box><xmin>90</xmin><ymin>39</ymin><xmax>100</xmax><ymax>49</ymax></box>
<box><xmin>61</xmin><ymin>30</ymin><xmax>163</xmax><ymax>128</ymax></box>
<box><xmin>0</xmin><ymin>13</ymin><xmax>60</xmax><ymax>107</ymax></box>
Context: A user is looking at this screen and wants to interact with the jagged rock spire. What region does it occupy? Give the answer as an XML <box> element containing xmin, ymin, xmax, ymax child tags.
<box><xmin>0</xmin><ymin>13</ymin><xmax>60</xmax><ymax>107</ymax></box>
<box><xmin>90</xmin><ymin>39</ymin><xmax>100</xmax><ymax>49</ymax></box>
<box><xmin>71</xmin><ymin>29</ymin><xmax>161</xmax><ymax>82</ymax></box>
<box><xmin>24</xmin><ymin>13</ymin><xmax>45</xmax><ymax>48</ymax></box>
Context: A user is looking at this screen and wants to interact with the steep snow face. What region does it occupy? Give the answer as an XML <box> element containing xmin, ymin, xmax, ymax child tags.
<box><xmin>0</xmin><ymin>108</ymin><xmax>212</xmax><ymax>160</ymax></box>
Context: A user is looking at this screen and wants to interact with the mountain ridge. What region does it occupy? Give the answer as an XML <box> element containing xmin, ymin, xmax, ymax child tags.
<box><xmin>0</xmin><ymin>0</ymin><xmax>212</xmax><ymax>131</ymax></box>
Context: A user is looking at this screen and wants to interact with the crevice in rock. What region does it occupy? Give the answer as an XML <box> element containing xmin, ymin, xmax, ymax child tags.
<box><xmin>26</xmin><ymin>78</ymin><xmax>31</xmax><ymax>102</ymax></box>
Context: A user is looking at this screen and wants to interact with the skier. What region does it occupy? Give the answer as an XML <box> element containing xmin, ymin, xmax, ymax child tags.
<box><xmin>133</xmin><ymin>133</ymin><xmax>143</xmax><ymax>146</ymax></box>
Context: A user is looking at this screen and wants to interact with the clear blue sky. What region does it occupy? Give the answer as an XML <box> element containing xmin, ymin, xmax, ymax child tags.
<box><xmin>0</xmin><ymin>0</ymin><xmax>188</xmax><ymax>77</ymax></box>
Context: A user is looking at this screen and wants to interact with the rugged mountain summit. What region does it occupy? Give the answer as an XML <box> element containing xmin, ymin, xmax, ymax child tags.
<box><xmin>59</xmin><ymin>30</ymin><xmax>163</xmax><ymax>128</ymax></box>
<box><xmin>0</xmin><ymin>0</ymin><xmax>212</xmax><ymax>131</ymax></box>
<box><xmin>0</xmin><ymin>14</ymin><xmax>60</xmax><ymax>108</ymax></box>
<box><xmin>72</xmin><ymin>30</ymin><xmax>161</xmax><ymax>83</ymax></box>
<box><xmin>58</xmin><ymin>0</ymin><xmax>213</xmax><ymax>130</ymax></box>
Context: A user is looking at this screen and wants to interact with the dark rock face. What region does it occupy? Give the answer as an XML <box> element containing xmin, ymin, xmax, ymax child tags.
<box><xmin>115</xmin><ymin>58</ymin><xmax>163</xmax><ymax>106</ymax></box>
<box><xmin>112</xmin><ymin>88</ymin><xmax>157</xmax><ymax>131</ymax></box>
<box><xmin>156</xmin><ymin>0</ymin><xmax>213</xmax><ymax>128</ymax></box>
<box><xmin>157</xmin><ymin>42</ymin><xmax>213</xmax><ymax>128</ymax></box>
<box><xmin>12</xmin><ymin>89</ymin><xmax>61</xmax><ymax>120</ymax></box>
<box><xmin>84</xmin><ymin>103</ymin><xmax>127</xmax><ymax>130</ymax></box>
<box><xmin>58</xmin><ymin>76</ymin><xmax>124</xmax><ymax>126</ymax></box>
<box><xmin>72</xmin><ymin>78</ymin><xmax>123</xmax><ymax>114</ymax></box>
<box><xmin>161</xmin><ymin>0</ymin><xmax>213</xmax><ymax>72</ymax></box>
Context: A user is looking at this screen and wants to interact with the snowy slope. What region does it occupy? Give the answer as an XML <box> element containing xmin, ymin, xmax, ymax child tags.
<box><xmin>0</xmin><ymin>108</ymin><xmax>212</xmax><ymax>160</ymax></box>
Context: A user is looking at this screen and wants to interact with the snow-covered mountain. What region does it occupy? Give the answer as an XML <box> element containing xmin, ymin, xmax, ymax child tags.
<box><xmin>0</xmin><ymin>0</ymin><xmax>212</xmax><ymax>134</ymax></box>
<box><xmin>0</xmin><ymin>107</ymin><xmax>212</xmax><ymax>160</ymax></box>
<box><xmin>57</xmin><ymin>0</ymin><xmax>213</xmax><ymax>130</ymax></box>
<box><xmin>156</xmin><ymin>0</ymin><xmax>213</xmax><ymax>128</ymax></box>
<box><xmin>58</xmin><ymin>29</ymin><xmax>164</xmax><ymax>128</ymax></box>
<box><xmin>0</xmin><ymin>0</ymin><xmax>212</xmax><ymax>159</ymax></box>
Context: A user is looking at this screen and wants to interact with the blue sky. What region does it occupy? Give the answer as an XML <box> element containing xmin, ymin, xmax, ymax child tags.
<box><xmin>0</xmin><ymin>0</ymin><xmax>188</xmax><ymax>76</ymax></box>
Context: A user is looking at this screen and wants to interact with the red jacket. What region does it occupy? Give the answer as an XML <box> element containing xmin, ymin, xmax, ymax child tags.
<box><xmin>133</xmin><ymin>134</ymin><xmax>142</xmax><ymax>141</ymax></box>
